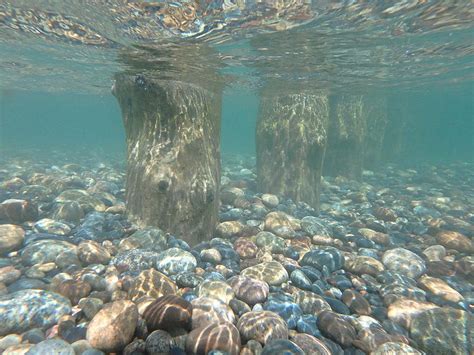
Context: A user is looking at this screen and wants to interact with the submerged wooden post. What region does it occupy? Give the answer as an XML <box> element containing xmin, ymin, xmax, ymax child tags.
<box><xmin>113</xmin><ymin>75</ymin><xmax>221</xmax><ymax>245</ymax></box>
<box><xmin>256</xmin><ymin>93</ymin><xmax>329</xmax><ymax>212</ymax></box>
<box><xmin>324</xmin><ymin>95</ymin><xmax>366</xmax><ymax>180</ymax></box>
<box><xmin>363</xmin><ymin>96</ymin><xmax>388</xmax><ymax>170</ymax></box>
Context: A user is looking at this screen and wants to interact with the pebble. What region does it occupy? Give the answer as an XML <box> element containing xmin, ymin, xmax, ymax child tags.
<box><xmin>127</xmin><ymin>269</ymin><xmax>177</xmax><ymax>301</ymax></box>
<box><xmin>191</xmin><ymin>297</ymin><xmax>235</xmax><ymax>329</ymax></box>
<box><xmin>300</xmin><ymin>247</ymin><xmax>345</xmax><ymax>272</ymax></box>
<box><xmin>77</xmin><ymin>240</ymin><xmax>111</xmax><ymax>265</ymax></box>
<box><xmin>186</xmin><ymin>322</ymin><xmax>241</xmax><ymax>355</ymax></box>
<box><xmin>0</xmin><ymin>224</ymin><xmax>25</xmax><ymax>255</ymax></box>
<box><xmin>241</xmin><ymin>261</ymin><xmax>289</xmax><ymax>286</ymax></box>
<box><xmin>261</xmin><ymin>339</ymin><xmax>304</xmax><ymax>355</ymax></box>
<box><xmin>0</xmin><ymin>290</ymin><xmax>71</xmax><ymax>336</ymax></box>
<box><xmin>228</xmin><ymin>275</ymin><xmax>269</xmax><ymax>306</ymax></box>
<box><xmin>382</xmin><ymin>248</ymin><xmax>426</xmax><ymax>279</ymax></box>
<box><xmin>317</xmin><ymin>311</ymin><xmax>356</xmax><ymax>348</ymax></box>
<box><xmin>291</xmin><ymin>333</ymin><xmax>332</xmax><ymax>354</ymax></box>
<box><xmin>156</xmin><ymin>248</ymin><xmax>197</xmax><ymax>276</ymax></box>
<box><xmin>86</xmin><ymin>300</ymin><xmax>138</xmax><ymax>352</ymax></box>
<box><xmin>387</xmin><ymin>298</ymin><xmax>438</xmax><ymax>328</ymax></box>
<box><xmin>237</xmin><ymin>311</ymin><xmax>288</xmax><ymax>345</ymax></box>
<box><xmin>145</xmin><ymin>330</ymin><xmax>175</xmax><ymax>354</ymax></box>
<box><xmin>143</xmin><ymin>295</ymin><xmax>192</xmax><ymax>332</ymax></box>
<box><xmin>198</xmin><ymin>280</ymin><xmax>234</xmax><ymax>304</ymax></box>
<box><xmin>21</xmin><ymin>239</ymin><xmax>77</xmax><ymax>266</ymax></box>
<box><xmin>26</xmin><ymin>339</ymin><xmax>74</xmax><ymax>355</ymax></box>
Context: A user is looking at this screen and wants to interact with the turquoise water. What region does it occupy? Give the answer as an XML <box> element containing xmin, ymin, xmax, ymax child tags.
<box><xmin>0</xmin><ymin>2</ymin><xmax>473</xmax><ymax>355</ymax></box>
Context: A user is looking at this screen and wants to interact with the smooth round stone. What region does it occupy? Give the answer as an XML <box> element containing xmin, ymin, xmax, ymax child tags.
<box><xmin>26</xmin><ymin>339</ymin><xmax>74</xmax><ymax>355</ymax></box>
<box><xmin>191</xmin><ymin>297</ymin><xmax>235</xmax><ymax>329</ymax></box>
<box><xmin>77</xmin><ymin>241</ymin><xmax>111</xmax><ymax>265</ymax></box>
<box><xmin>233</xmin><ymin>238</ymin><xmax>258</xmax><ymax>259</ymax></box>
<box><xmin>261</xmin><ymin>339</ymin><xmax>304</xmax><ymax>355</ymax></box>
<box><xmin>263</xmin><ymin>299</ymin><xmax>302</xmax><ymax>330</ymax></box>
<box><xmin>229</xmin><ymin>298</ymin><xmax>251</xmax><ymax>317</ymax></box>
<box><xmin>291</xmin><ymin>333</ymin><xmax>332</xmax><ymax>355</ymax></box>
<box><xmin>111</xmin><ymin>249</ymin><xmax>159</xmax><ymax>275</ymax></box>
<box><xmin>358</xmin><ymin>228</ymin><xmax>390</xmax><ymax>246</ymax></box>
<box><xmin>0</xmin><ymin>266</ymin><xmax>21</xmax><ymax>285</ymax></box>
<box><xmin>0</xmin><ymin>290</ymin><xmax>71</xmax><ymax>336</ymax></box>
<box><xmin>21</xmin><ymin>240</ymin><xmax>77</xmax><ymax>266</ymax></box>
<box><xmin>34</xmin><ymin>218</ymin><xmax>71</xmax><ymax>235</ymax></box>
<box><xmin>241</xmin><ymin>261</ymin><xmax>289</xmax><ymax>286</ymax></box>
<box><xmin>417</xmin><ymin>275</ymin><xmax>463</xmax><ymax>303</ymax></box>
<box><xmin>300</xmin><ymin>216</ymin><xmax>330</xmax><ymax>236</ymax></box>
<box><xmin>228</xmin><ymin>276</ymin><xmax>269</xmax><ymax>306</ymax></box>
<box><xmin>57</xmin><ymin>279</ymin><xmax>92</xmax><ymax>305</ymax></box>
<box><xmin>0</xmin><ymin>224</ymin><xmax>25</xmax><ymax>255</ymax></box>
<box><xmin>128</xmin><ymin>269</ymin><xmax>177</xmax><ymax>301</ymax></box>
<box><xmin>86</xmin><ymin>300</ymin><xmax>138</xmax><ymax>353</ymax></box>
<box><xmin>156</xmin><ymin>248</ymin><xmax>197</xmax><ymax>276</ymax></box>
<box><xmin>255</xmin><ymin>232</ymin><xmax>286</xmax><ymax>254</ymax></box>
<box><xmin>300</xmin><ymin>248</ymin><xmax>345</xmax><ymax>272</ymax></box>
<box><xmin>294</xmin><ymin>290</ymin><xmax>331</xmax><ymax>315</ymax></box>
<box><xmin>21</xmin><ymin>328</ymin><xmax>45</xmax><ymax>344</ymax></box>
<box><xmin>200</xmin><ymin>248</ymin><xmax>222</xmax><ymax>264</ymax></box>
<box><xmin>436</xmin><ymin>230</ymin><xmax>473</xmax><ymax>253</ymax></box>
<box><xmin>237</xmin><ymin>311</ymin><xmax>288</xmax><ymax>345</ymax></box>
<box><xmin>54</xmin><ymin>201</ymin><xmax>84</xmax><ymax>224</ymax></box>
<box><xmin>7</xmin><ymin>277</ymin><xmax>47</xmax><ymax>292</ymax></box>
<box><xmin>296</xmin><ymin>314</ymin><xmax>320</xmax><ymax>337</ymax></box>
<box><xmin>341</xmin><ymin>290</ymin><xmax>372</xmax><ymax>315</ymax></box>
<box><xmin>261</xmin><ymin>194</ymin><xmax>279</xmax><ymax>208</ymax></box>
<box><xmin>198</xmin><ymin>280</ymin><xmax>234</xmax><ymax>304</ymax></box>
<box><xmin>240</xmin><ymin>339</ymin><xmax>263</xmax><ymax>355</ymax></box>
<box><xmin>410</xmin><ymin>308</ymin><xmax>473</xmax><ymax>355</ymax></box>
<box><xmin>186</xmin><ymin>322</ymin><xmax>241</xmax><ymax>355</ymax></box>
<box><xmin>382</xmin><ymin>248</ymin><xmax>426</xmax><ymax>279</ymax></box>
<box><xmin>143</xmin><ymin>295</ymin><xmax>192</xmax><ymax>332</ymax></box>
<box><xmin>317</xmin><ymin>311</ymin><xmax>356</xmax><ymax>348</ymax></box>
<box><xmin>422</xmin><ymin>245</ymin><xmax>446</xmax><ymax>262</ymax></box>
<box><xmin>387</xmin><ymin>299</ymin><xmax>438</xmax><ymax>329</ymax></box>
<box><xmin>71</xmin><ymin>339</ymin><xmax>93</xmax><ymax>355</ymax></box>
<box><xmin>344</xmin><ymin>255</ymin><xmax>384</xmax><ymax>276</ymax></box>
<box><xmin>323</xmin><ymin>296</ymin><xmax>350</xmax><ymax>315</ymax></box>
<box><xmin>145</xmin><ymin>330</ymin><xmax>175</xmax><ymax>354</ymax></box>
<box><xmin>221</xmin><ymin>187</ymin><xmax>245</xmax><ymax>205</ymax></box>
<box><xmin>372</xmin><ymin>341</ymin><xmax>421</xmax><ymax>354</ymax></box>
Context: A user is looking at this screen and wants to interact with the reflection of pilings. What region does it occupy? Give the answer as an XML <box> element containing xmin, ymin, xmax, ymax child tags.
<box><xmin>325</xmin><ymin>95</ymin><xmax>366</xmax><ymax>180</ymax></box>
<box><xmin>113</xmin><ymin>74</ymin><xmax>221</xmax><ymax>245</ymax></box>
<box><xmin>256</xmin><ymin>93</ymin><xmax>329</xmax><ymax>212</ymax></box>
<box><xmin>363</xmin><ymin>96</ymin><xmax>388</xmax><ymax>169</ymax></box>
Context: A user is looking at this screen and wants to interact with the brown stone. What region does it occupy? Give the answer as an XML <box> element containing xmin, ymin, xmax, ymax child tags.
<box><xmin>237</xmin><ymin>311</ymin><xmax>288</xmax><ymax>345</ymax></box>
<box><xmin>128</xmin><ymin>269</ymin><xmax>177</xmax><ymax>301</ymax></box>
<box><xmin>143</xmin><ymin>295</ymin><xmax>192</xmax><ymax>332</ymax></box>
<box><xmin>185</xmin><ymin>322</ymin><xmax>241</xmax><ymax>355</ymax></box>
<box><xmin>436</xmin><ymin>230</ymin><xmax>473</xmax><ymax>253</ymax></box>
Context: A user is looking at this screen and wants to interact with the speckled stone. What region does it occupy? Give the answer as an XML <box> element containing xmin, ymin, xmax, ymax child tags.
<box><xmin>261</xmin><ymin>194</ymin><xmax>279</xmax><ymax>208</ymax></box>
<box><xmin>0</xmin><ymin>224</ymin><xmax>25</xmax><ymax>255</ymax></box>
<box><xmin>33</xmin><ymin>218</ymin><xmax>71</xmax><ymax>235</ymax></box>
<box><xmin>382</xmin><ymin>248</ymin><xmax>426</xmax><ymax>279</ymax></box>
<box><xmin>0</xmin><ymin>266</ymin><xmax>21</xmax><ymax>285</ymax></box>
<box><xmin>216</xmin><ymin>221</ymin><xmax>244</xmax><ymax>238</ymax></box>
<box><xmin>143</xmin><ymin>295</ymin><xmax>192</xmax><ymax>332</ymax></box>
<box><xmin>264</xmin><ymin>211</ymin><xmax>300</xmax><ymax>234</ymax></box>
<box><xmin>359</xmin><ymin>228</ymin><xmax>390</xmax><ymax>246</ymax></box>
<box><xmin>228</xmin><ymin>276</ymin><xmax>269</xmax><ymax>306</ymax></box>
<box><xmin>237</xmin><ymin>311</ymin><xmax>288</xmax><ymax>345</ymax></box>
<box><xmin>111</xmin><ymin>249</ymin><xmax>160</xmax><ymax>275</ymax></box>
<box><xmin>198</xmin><ymin>280</ymin><xmax>234</xmax><ymax>304</ymax></box>
<box><xmin>417</xmin><ymin>275</ymin><xmax>463</xmax><ymax>303</ymax></box>
<box><xmin>57</xmin><ymin>279</ymin><xmax>92</xmax><ymax>305</ymax></box>
<box><xmin>156</xmin><ymin>248</ymin><xmax>197</xmax><ymax>276</ymax></box>
<box><xmin>127</xmin><ymin>269</ymin><xmax>177</xmax><ymax>301</ymax></box>
<box><xmin>0</xmin><ymin>290</ymin><xmax>71</xmax><ymax>336</ymax></box>
<box><xmin>186</xmin><ymin>322</ymin><xmax>241</xmax><ymax>355</ymax></box>
<box><xmin>255</xmin><ymin>232</ymin><xmax>286</xmax><ymax>254</ymax></box>
<box><xmin>0</xmin><ymin>199</ymin><xmax>38</xmax><ymax>224</ymax></box>
<box><xmin>145</xmin><ymin>330</ymin><xmax>175</xmax><ymax>354</ymax></box>
<box><xmin>300</xmin><ymin>216</ymin><xmax>330</xmax><ymax>236</ymax></box>
<box><xmin>241</xmin><ymin>261</ymin><xmax>288</xmax><ymax>286</ymax></box>
<box><xmin>294</xmin><ymin>290</ymin><xmax>331</xmax><ymax>315</ymax></box>
<box><xmin>233</xmin><ymin>238</ymin><xmax>258</xmax><ymax>259</ymax></box>
<box><xmin>26</xmin><ymin>339</ymin><xmax>74</xmax><ymax>355</ymax></box>
<box><xmin>191</xmin><ymin>297</ymin><xmax>235</xmax><ymax>329</ymax></box>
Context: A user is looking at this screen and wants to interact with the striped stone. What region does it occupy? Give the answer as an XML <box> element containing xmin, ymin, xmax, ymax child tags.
<box><xmin>143</xmin><ymin>295</ymin><xmax>192</xmax><ymax>332</ymax></box>
<box><xmin>186</xmin><ymin>322</ymin><xmax>241</xmax><ymax>355</ymax></box>
<box><xmin>127</xmin><ymin>269</ymin><xmax>177</xmax><ymax>301</ymax></box>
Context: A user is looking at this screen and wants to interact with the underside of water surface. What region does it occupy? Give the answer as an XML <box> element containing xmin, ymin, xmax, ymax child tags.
<box><xmin>0</xmin><ymin>1</ymin><xmax>473</xmax><ymax>355</ymax></box>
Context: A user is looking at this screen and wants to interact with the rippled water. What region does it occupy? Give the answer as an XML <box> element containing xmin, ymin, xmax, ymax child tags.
<box><xmin>0</xmin><ymin>1</ymin><xmax>473</xmax><ymax>94</ymax></box>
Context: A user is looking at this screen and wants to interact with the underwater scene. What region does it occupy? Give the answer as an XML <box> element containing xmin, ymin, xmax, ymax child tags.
<box><xmin>0</xmin><ymin>1</ymin><xmax>473</xmax><ymax>354</ymax></box>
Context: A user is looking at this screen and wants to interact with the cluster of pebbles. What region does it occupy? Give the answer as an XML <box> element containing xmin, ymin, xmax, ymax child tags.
<box><xmin>0</xmin><ymin>151</ymin><xmax>473</xmax><ymax>355</ymax></box>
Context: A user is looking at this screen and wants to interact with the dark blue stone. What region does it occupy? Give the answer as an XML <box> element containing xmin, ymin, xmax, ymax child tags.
<box><xmin>261</xmin><ymin>339</ymin><xmax>304</xmax><ymax>355</ymax></box>
<box><xmin>296</xmin><ymin>314</ymin><xmax>321</xmax><ymax>337</ymax></box>
<box><xmin>300</xmin><ymin>266</ymin><xmax>322</xmax><ymax>282</ymax></box>
<box><xmin>284</xmin><ymin>247</ymin><xmax>300</xmax><ymax>260</ymax></box>
<box><xmin>290</xmin><ymin>269</ymin><xmax>313</xmax><ymax>291</ymax></box>
<box><xmin>323</xmin><ymin>296</ymin><xmax>350</xmax><ymax>315</ymax></box>
<box><xmin>300</xmin><ymin>248</ymin><xmax>344</xmax><ymax>272</ymax></box>
<box><xmin>264</xmin><ymin>300</ymin><xmax>302</xmax><ymax>329</ymax></box>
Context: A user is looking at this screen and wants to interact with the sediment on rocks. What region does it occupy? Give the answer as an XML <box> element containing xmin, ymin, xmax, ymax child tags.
<box><xmin>256</xmin><ymin>93</ymin><xmax>329</xmax><ymax>212</ymax></box>
<box><xmin>113</xmin><ymin>74</ymin><xmax>221</xmax><ymax>245</ymax></box>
